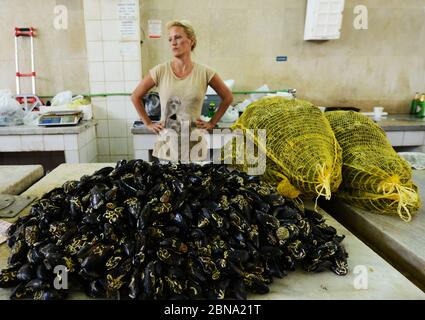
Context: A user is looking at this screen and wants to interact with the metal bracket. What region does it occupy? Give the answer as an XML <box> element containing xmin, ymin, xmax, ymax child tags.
<box><xmin>0</xmin><ymin>194</ymin><xmax>36</xmax><ymax>218</ymax></box>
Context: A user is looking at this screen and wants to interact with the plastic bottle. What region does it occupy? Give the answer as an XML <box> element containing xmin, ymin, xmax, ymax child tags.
<box><xmin>415</xmin><ymin>94</ymin><xmax>425</xmax><ymax>118</ymax></box>
<box><xmin>410</xmin><ymin>92</ymin><xmax>420</xmax><ymax>115</ymax></box>
<box><xmin>207</xmin><ymin>102</ymin><xmax>216</xmax><ymax>118</ymax></box>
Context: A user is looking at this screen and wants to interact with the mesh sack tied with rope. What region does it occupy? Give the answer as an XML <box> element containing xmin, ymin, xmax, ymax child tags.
<box><xmin>223</xmin><ymin>97</ymin><xmax>343</xmax><ymax>202</ymax></box>
<box><xmin>325</xmin><ymin>111</ymin><xmax>420</xmax><ymax>221</ymax></box>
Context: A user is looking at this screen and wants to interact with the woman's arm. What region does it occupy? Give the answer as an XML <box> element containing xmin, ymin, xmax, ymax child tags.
<box><xmin>131</xmin><ymin>73</ymin><xmax>164</xmax><ymax>134</ymax></box>
<box><xmin>196</xmin><ymin>74</ymin><xmax>233</xmax><ymax>129</ymax></box>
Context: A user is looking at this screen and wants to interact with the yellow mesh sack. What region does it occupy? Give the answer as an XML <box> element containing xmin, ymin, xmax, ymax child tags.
<box><xmin>223</xmin><ymin>97</ymin><xmax>342</xmax><ymax>201</ymax></box>
<box><xmin>325</xmin><ymin>111</ymin><xmax>420</xmax><ymax>221</ymax></box>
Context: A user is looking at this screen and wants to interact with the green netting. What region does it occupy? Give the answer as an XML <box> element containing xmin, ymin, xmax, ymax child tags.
<box><xmin>325</xmin><ymin>111</ymin><xmax>420</xmax><ymax>221</ymax></box>
<box><xmin>223</xmin><ymin>97</ymin><xmax>342</xmax><ymax>201</ymax></box>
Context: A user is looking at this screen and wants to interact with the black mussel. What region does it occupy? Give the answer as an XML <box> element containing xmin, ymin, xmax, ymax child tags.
<box><xmin>86</xmin><ymin>279</ymin><xmax>106</xmax><ymax>298</ymax></box>
<box><xmin>17</xmin><ymin>263</ymin><xmax>35</xmax><ymax>282</ymax></box>
<box><xmin>10</xmin><ymin>282</ymin><xmax>30</xmax><ymax>300</ymax></box>
<box><xmin>89</xmin><ymin>185</ymin><xmax>107</xmax><ymax>209</ymax></box>
<box><xmin>35</xmin><ymin>289</ymin><xmax>65</xmax><ymax>300</ymax></box>
<box><xmin>124</xmin><ymin>197</ymin><xmax>141</xmax><ymax>218</ymax></box>
<box><xmin>8</xmin><ymin>240</ymin><xmax>29</xmax><ymax>265</ymax></box>
<box><xmin>256</xmin><ymin>212</ymin><xmax>279</xmax><ymax>230</ymax></box>
<box><xmin>36</xmin><ymin>263</ymin><xmax>51</xmax><ymax>281</ymax></box>
<box><xmin>0</xmin><ymin>263</ymin><xmax>22</xmax><ymax>288</ymax></box>
<box><xmin>228</xmin><ymin>250</ymin><xmax>250</xmax><ymax>264</ymax></box>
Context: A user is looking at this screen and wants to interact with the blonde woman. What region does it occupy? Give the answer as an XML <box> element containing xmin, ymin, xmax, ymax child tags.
<box><xmin>131</xmin><ymin>20</ymin><xmax>233</xmax><ymax>161</ymax></box>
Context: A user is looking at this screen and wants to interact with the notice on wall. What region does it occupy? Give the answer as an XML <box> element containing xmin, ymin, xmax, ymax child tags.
<box><xmin>148</xmin><ymin>19</ymin><xmax>162</xmax><ymax>38</ymax></box>
<box><xmin>0</xmin><ymin>220</ymin><xmax>11</xmax><ymax>245</ymax></box>
<box><xmin>117</xmin><ymin>0</ymin><xmax>138</xmax><ymax>39</ymax></box>
<box><xmin>117</xmin><ymin>0</ymin><xmax>137</xmax><ymax>20</ymax></box>
<box><xmin>120</xmin><ymin>20</ymin><xmax>138</xmax><ymax>38</ymax></box>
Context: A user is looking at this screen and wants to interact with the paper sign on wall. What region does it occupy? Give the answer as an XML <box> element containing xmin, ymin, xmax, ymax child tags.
<box><xmin>120</xmin><ymin>20</ymin><xmax>138</xmax><ymax>38</ymax></box>
<box><xmin>117</xmin><ymin>0</ymin><xmax>137</xmax><ymax>20</ymax></box>
<box><xmin>148</xmin><ymin>20</ymin><xmax>162</xmax><ymax>38</ymax></box>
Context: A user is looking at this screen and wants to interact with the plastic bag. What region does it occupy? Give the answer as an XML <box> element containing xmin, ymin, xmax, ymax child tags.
<box><xmin>398</xmin><ymin>152</ymin><xmax>425</xmax><ymax>170</ymax></box>
<box><xmin>0</xmin><ymin>89</ymin><xmax>25</xmax><ymax>126</ymax></box>
<box><xmin>143</xmin><ymin>92</ymin><xmax>161</xmax><ymax>120</ymax></box>
<box><xmin>51</xmin><ymin>90</ymin><xmax>73</xmax><ymax>106</ymax></box>
<box><xmin>220</xmin><ymin>106</ymin><xmax>239</xmax><ymax>123</ymax></box>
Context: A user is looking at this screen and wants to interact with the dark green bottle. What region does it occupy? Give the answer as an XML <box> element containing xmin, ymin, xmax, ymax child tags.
<box><xmin>207</xmin><ymin>102</ymin><xmax>216</xmax><ymax>118</ymax></box>
<box><xmin>415</xmin><ymin>94</ymin><xmax>425</xmax><ymax>118</ymax></box>
<box><xmin>410</xmin><ymin>92</ymin><xmax>420</xmax><ymax>115</ymax></box>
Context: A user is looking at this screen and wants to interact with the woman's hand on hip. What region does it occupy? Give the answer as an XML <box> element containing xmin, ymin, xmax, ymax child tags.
<box><xmin>146</xmin><ymin>122</ymin><xmax>164</xmax><ymax>134</ymax></box>
<box><xmin>195</xmin><ymin>119</ymin><xmax>215</xmax><ymax>130</ymax></box>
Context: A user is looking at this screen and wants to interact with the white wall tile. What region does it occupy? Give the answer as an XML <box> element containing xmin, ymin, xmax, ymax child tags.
<box><xmin>89</xmin><ymin>81</ymin><xmax>105</xmax><ymax>94</ymax></box>
<box><xmin>85</xmin><ymin>21</ymin><xmax>102</xmax><ymax>41</ymax></box>
<box><xmin>103</xmin><ymin>41</ymin><xmax>122</xmax><ymax>61</ymax></box>
<box><xmin>83</xmin><ymin>0</ymin><xmax>101</xmax><ymax>20</ymax></box>
<box><xmin>108</xmin><ymin>119</ymin><xmax>128</xmax><ymax>137</ymax></box>
<box><xmin>0</xmin><ymin>136</ymin><xmax>21</xmax><ymax>151</ymax></box>
<box><xmin>126</xmin><ymin>119</ymin><xmax>135</xmax><ymax>132</ymax></box>
<box><xmin>43</xmin><ymin>135</ymin><xmax>64</xmax><ymax>151</ymax></box>
<box><xmin>96</xmin><ymin>120</ymin><xmax>109</xmax><ymax>137</ymax></box>
<box><xmin>79</xmin><ymin>145</ymin><xmax>89</xmax><ymax>162</ymax></box>
<box><xmin>21</xmin><ymin>135</ymin><xmax>44</xmax><ymax>151</ymax></box>
<box><xmin>78</xmin><ymin>131</ymin><xmax>85</xmax><ymax>147</ymax></box>
<box><xmin>134</xmin><ymin>149</ymin><xmax>149</xmax><ymax>161</ymax></box>
<box><xmin>98</xmin><ymin>155</ymin><xmax>111</xmax><ymax>162</ymax></box>
<box><xmin>88</xmin><ymin>126</ymin><xmax>96</xmax><ymax>142</ymax></box>
<box><xmin>97</xmin><ymin>137</ymin><xmax>110</xmax><ymax>155</ymax></box>
<box><xmin>133</xmin><ymin>134</ymin><xmax>156</xmax><ymax>149</ymax></box>
<box><xmin>110</xmin><ymin>155</ymin><xmax>130</xmax><ymax>162</ymax></box>
<box><xmin>65</xmin><ymin>150</ymin><xmax>80</xmax><ymax>163</ymax></box>
<box><xmin>126</xmin><ymin>99</ymin><xmax>139</xmax><ymax>119</ymax></box>
<box><xmin>87</xmin><ymin>41</ymin><xmax>103</xmax><ymax>62</ymax></box>
<box><xmin>386</xmin><ymin>132</ymin><xmax>404</xmax><ymax>147</ymax></box>
<box><xmin>110</xmin><ymin>138</ymin><xmax>128</xmax><ymax>155</ymax></box>
<box><xmin>101</xmin><ymin>20</ymin><xmax>121</xmax><ymax>41</ymax></box>
<box><xmin>127</xmin><ymin>136</ymin><xmax>134</xmax><ymax>153</ymax></box>
<box><xmin>91</xmin><ymin>97</ymin><xmax>107</xmax><ymax>119</ymax></box>
<box><xmin>403</xmin><ymin>131</ymin><xmax>425</xmax><ymax>146</ymax></box>
<box><xmin>100</xmin><ymin>0</ymin><xmax>119</xmax><ymax>20</ymax></box>
<box><xmin>87</xmin><ymin>139</ymin><xmax>98</xmax><ymax>162</ymax></box>
<box><xmin>107</xmin><ymin>96</ymin><xmax>127</xmax><ymax>119</ymax></box>
<box><xmin>88</xmin><ymin>62</ymin><xmax>105</xmax><ymax>82</ymax></box>
<box><xmin>64</xmin><ymin>134</ymin><xmax>79</xmax><ymax>150</ymax></box>
<box><xmin>120</xmin><ymin>42</ymin><xmax>140</xmax><ymax>61</ymax></box>
<box><xmin>105</xmin><ymin>81</ymin><xmax>125</xmax><ymax>93</ymax></box>
<box><xmin>104</xmin><ymin>61</ymin><xmax>124</xmax><ymax>81</ymax></box>
<box><xmin>123</xmin><ymin>61</ymin><xmax>141</xmax><ymax>81</ymax></box>
<box><xmin>125</xmin><ymin>81</ymin><xmax>139</xmax><ymax>93</ymax></box>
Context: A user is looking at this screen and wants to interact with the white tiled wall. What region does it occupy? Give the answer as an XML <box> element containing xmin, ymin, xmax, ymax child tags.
<box><xmin>83</xmin><ymin>0</ymin><xmax>142</xmax><ymax>162</ymax></box>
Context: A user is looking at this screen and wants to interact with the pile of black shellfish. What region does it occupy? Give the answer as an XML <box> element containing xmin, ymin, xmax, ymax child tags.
<box><xmin>0</xmin><ymin>160</ymin><xmax>348</xmax><ymax>300</ymax></box>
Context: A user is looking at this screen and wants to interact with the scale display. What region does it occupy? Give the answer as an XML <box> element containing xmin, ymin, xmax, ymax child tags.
<box><xmin>38</xmin><ymin>112</ymin><xmax>82</xmax><ymax>126</ymax></box>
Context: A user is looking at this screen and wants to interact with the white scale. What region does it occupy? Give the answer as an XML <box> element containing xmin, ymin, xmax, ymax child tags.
<box><xmin>38</xmin><ymin>110</ymin><xmax>82</xmax><ymax>126</ymax></box>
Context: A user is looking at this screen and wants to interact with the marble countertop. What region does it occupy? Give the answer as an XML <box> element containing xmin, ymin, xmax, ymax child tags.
<box><xmin>0</xmin><ymin>165</ymin><xmax>44</xmax><ymax>195</ymax></box>
<box><xmin>320</xmin><ymin>169</ymin><xmax>425</xmax><ymax>292</ymax></box>
<box><xmin>0</xmin><ymin>163</ymin><xmax>424</xmax><ymax>299</ymax></box>
<box><xmin>0</xmin><ymin>120</ymin><xmax>97</xmax><ymax>135</ymax></box>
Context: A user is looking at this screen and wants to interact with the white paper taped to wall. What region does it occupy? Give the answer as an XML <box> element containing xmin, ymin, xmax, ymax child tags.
<box><xmin>117</xmin><ymin>0</ymin><xmax>137</xmax><ymax>20</ymax></box>
<box><xmin>148</xmin><ymin>20</ymin><xmax>162</xmax><ymax>38</ymax></box>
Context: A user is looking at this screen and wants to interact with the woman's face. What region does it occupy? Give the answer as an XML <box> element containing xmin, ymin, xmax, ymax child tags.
<box><xmin>168</xmin><ymin>26</ymin><xmax>193</xmax><ymax>57</ymax></box>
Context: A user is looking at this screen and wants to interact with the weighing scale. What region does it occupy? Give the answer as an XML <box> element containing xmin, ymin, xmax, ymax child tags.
<box><xmin>38</xmin><ymin>110</ymin><xmax>82</xmax><ymax>126</ymax></box>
